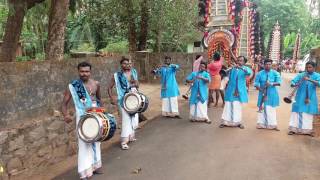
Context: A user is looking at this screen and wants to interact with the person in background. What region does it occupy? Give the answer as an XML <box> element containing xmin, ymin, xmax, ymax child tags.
<box><xmin>207</xmin><ymin>52</ymin><xmax>223</xmax><ymax>107</ymax></box>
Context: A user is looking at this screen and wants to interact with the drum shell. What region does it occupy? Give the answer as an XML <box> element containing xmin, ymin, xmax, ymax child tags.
<box><xmin>123</xmin><ymin>92</ymin><xmax>142</xmax><ymax>114</ymax></box>
<box><xmin>137</xmin><ymin>93</ymin><xmax>149</xmax><ymax>113</ymax></box>
<box><xmin>77</xmin><ymin>112</ymin><xmax>117</xmax><ymax>143</ymax></box>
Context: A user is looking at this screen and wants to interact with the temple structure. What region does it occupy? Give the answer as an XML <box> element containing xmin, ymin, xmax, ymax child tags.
<box><xmin>267</xmin><ymin>21</ymin><xmax>282</xmax><ymax>64</ymax></box>
<box><xmin>201</xmin><ymin>0</ymin><xmax>263</xmax><ymax>65</ymax></box>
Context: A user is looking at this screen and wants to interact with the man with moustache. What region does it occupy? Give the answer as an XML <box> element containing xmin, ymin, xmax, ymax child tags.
<box><xmin>61</xmin><ymin>61</ymin><xmax>104</xmax><ymax>180</ymax></box>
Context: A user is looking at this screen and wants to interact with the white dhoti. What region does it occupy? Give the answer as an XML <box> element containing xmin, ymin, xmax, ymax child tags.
<box><xmin>220</xmin><ymin>77</ymin><xmax>229</xmax><ymax>90</ymax></box>
<box><xmin>77</xmin><ymin>136</ymin><xmax>102</xmax><ymax>178</ymax></box>
<box><xmin>69</xmin><ymin>84</ymin><xmax>102</xmax><ymax>179</ymax></box>
<box><xmin>289</xmin><ymin>112</ymin><xmax>314</xmax><ymax>134</ymax></box>
<box><xmin>190</xmin><ymin>101</ymin><xmax>209</xmax><ymax>121</ymax></box>
<box><xmin>120</xmin><ymin>107</ymin><xmax>139</xmax><ymax>141</ymax></box>
<box><xmin>257</xmin><ymin>105</ymin><xmax>278</xmax><ymax>129</ymax></box>
<box><xmin>76</xmin><ymin>112</ymin><xmax>102</xmax><ymax>178</ymax></box>
<box><xmin>221</xmin><ymin>101</ymin><xmax>242</xmax><ymax>126</ymax></box>
<box><xmin>162</xmin><ymin>96</ymin><xmax>179</xmax><ymax>117</ymax></box>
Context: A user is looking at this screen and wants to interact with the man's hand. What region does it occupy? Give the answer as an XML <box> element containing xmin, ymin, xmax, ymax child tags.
<box><xmin>64</xmin><ymin>115</ymin><xmax>73</xmax><ymax>123</ymax></box>
<box><xmin>265</xmin><ymin>81</ymin><xmax>271</xmax><ymax>87</ymax></box>
<box><xmin>110</xmin><ymin>97</ymin><xmax>117</xmax><ymax>105</ymax></box>
<box><xmin>235</xmin><ymin>64</ymin><xmax>241</xmax><ymax>69</ymax></box>
<box><xmin>196</xmin><ymin>75</ymin><xmax>203</xmax><ymax>80</ymax></box>
<box><xmin>303</xmin><ymin>76</ymin><xmax>310</xmax><ymax>81</ymax></box>
<box><xmin>130</xmin><ymin>80</ymin><xmax>139</xmax><ymax>88</ymax></box>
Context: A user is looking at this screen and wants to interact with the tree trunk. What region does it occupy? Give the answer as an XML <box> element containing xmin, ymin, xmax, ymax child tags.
<box><xmin>138</xmin><ymin>0</ymin><xmax>149</xmax><ymax>51</ymax></box>
<box><xmin>0</xmin><ymin>0</ymin><xmax>44</xmax><ymax>62</ymax></box>
<box><xmin>126</xmin><ymin>0</ymin><xmax>137</xmax><ymax>52</ymax></box>
<box><xmin>45</xmin><ymin>0</ymin><xmax>70</xmax><ymax>60</ymax></box>
<box><xmin>154</xmin><ymin>29</ymin><xmax>161</xmax><ymax>53</ymax></box>
<box><xmin>0</xmin><ymin>1</ymin><xmax>27</xmax><ymax>62</ymax></box>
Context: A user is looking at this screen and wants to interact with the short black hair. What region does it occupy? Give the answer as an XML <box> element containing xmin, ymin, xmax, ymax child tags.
<box><xmin>306</xmin><ymin>61</ymin><xmax>316</xmax><ymax>67</ymax></box>
<box><xmin>213</xmin><ymin>52</ymin><xmax>221</xmax><ymax>61</ymax></box>
<box><xmin>200</xmin><ymin>61</ymin><xmax>207</xmax><ymax>68</ymax></box>
<box><xmin>78</xmin><ymin>61</ymin><xmax>92</xmax><ymax>70</ymax></box>
<box><xmin>238</xmin><ymin>56</ymin><xmax>248</xmax><ymax>63</ymax></box>
<box><xmin>120</xmin><ymin>56</ymin><xmax>129</xmax><ymax>64</ymax></box>
<box><xmin>196</xmin><ymin>55</ymin><xmax>202</xmax><ymax>60</ymax></box>
<box><xmin>165</xmin><ymin>56</ymin><xmax>171</xmax><ymax>60</ymax></box>
<box><xmin>264</xmin><ymin>59</ymin><xmax>273</xmax><ymax>64</ymax></box>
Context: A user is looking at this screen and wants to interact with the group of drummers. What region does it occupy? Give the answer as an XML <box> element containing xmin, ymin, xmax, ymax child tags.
<box><xmin>61</xmin><ymin>51</ymin><xmax>320</xmax><ymax>179</ymax></box>
<box><xmin>61</xmin><ymin>57</ymin><xmax>148</xmax><ymax>179</ymax></box>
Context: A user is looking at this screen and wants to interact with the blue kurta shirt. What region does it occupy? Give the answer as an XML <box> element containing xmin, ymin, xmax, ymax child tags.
<box><xmin>155</xmin><ymin>64</ymin><xmax>180</xmax><ymax>98</ymax></box>
<box><xmin>291</xmin><ymin>72</ymin><xmax>320</xmax><ymax>114</ymax></box>
<box><xmin>114</xmin><ymin>68</ymin><xmax>138</xmax><ymax>107</ymax></box>
<box><xmin>254</xmin><ymin>70</ymin><xmax>282</xmax><ymax>107</ymax></box>
<box><xmin>186</xmin><ymin>71</ymin><xmax>211</xmax><ymax>105</ymax></box>
<box><xmin>225</xmin><ymin>66</ymin><xmax>252</xmax><ymax>103</ymax></box>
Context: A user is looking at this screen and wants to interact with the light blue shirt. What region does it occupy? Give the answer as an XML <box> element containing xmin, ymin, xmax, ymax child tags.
<box><xmin>225</xmin><ymin>66</ymin><xmax>252</xmax><ymax>103</ymax></box>
<box><xmin>186</xmin><ymin>71</ymin><xmax>211</xmax><ymax>105</ymax></box>
<box><xmin>254</xmin><ymin>70</ymin><xmax>282</xmax><ymax>107</ymax></box>
<box><xmin>155</xmin><ymin>64</ymin><xmax>180</xmax><ymax>98</ymax></box>
<box><xmin>291</xmin><ymin>72</ymin><xmax>320</xmax><ymax>114</ymax></box>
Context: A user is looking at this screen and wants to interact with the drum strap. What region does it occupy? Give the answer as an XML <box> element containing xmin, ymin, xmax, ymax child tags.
<box><xmin>71</xmin><ymin>79</ymin><xmax>87</xmax><ymax>101</ymax></box>
<box><xmin>117</xmin><ymin>70</ymin><xmax>138</xmax><ymax>93</ymax></box>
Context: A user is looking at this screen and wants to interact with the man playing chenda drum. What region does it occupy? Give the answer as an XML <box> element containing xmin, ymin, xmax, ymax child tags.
<box><xmin>108</xmin><ymin>57</ymin><xmax>139</xmax><ymax>150</ymax></box>
<box><xmin>61</xmin><ymin>61</ymin><xmax>104</xmax><ymax>180</ymax></box>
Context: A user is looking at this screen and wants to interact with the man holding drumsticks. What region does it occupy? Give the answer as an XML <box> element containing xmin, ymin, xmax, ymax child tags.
<box><xmin>61</xmin><ymin>61</ymin><xmax>104</xmax><ymax>180</ymax></box>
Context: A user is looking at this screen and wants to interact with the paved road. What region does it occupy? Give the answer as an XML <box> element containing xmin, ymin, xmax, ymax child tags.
<box><xmin>55</xmin><ymin>73</ymin><xmax>320</xmax><ymax>180</ymax></box>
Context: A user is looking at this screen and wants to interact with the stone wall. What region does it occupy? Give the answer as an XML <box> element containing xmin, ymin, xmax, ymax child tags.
<box><xmin>0</xmin><ymin>52</ymin><xmax>203</xmax><ymax>179</ymax></box>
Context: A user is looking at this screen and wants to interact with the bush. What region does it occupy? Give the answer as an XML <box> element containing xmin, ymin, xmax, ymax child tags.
<box><xmin>101</xmin><ymin>41</ymin><xmax>128</xmax><ymax>53</ymax></box>
<box><xmin>35</xmin><ymin>53</ymin><xmax>45</xmax><ymax>60</ymax></box>
<box><xmin>72</xmin><ymin>42</ymin><xmax>95</xmax><ymax>52</ymax></box>
<box><xmin>16</xmin><ymin>56</ymin><xmax>31</xmax><ymax>61</ymax></box>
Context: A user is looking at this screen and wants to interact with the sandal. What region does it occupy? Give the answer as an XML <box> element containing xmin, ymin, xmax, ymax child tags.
<box><xmin>121</xmin><ymin>143</ymin><xmax>129</xmax><ymax>150</ymax></box>
<box><xmin>130</xmin><ymin>138</ymin><xmax>137</xmax><ymax>142</ymax></box>
<box><xmin>205</xmin><ymin>119</ymin><xmax>212</xmax><ymax>124</ymax></box>
<box><xmin>238</xmin><ymin>124</ymin><xmax>245</xmax><ymax>129</ymax></box>
<box><xmin>288</xmin><ymin>131</ymin><xmax>295</xmax><ymax>135</ymax></box>
<box><xmin>219</xmin><ymin>124</ymin><xmax>225</xmax><ymax>128</ymax></box>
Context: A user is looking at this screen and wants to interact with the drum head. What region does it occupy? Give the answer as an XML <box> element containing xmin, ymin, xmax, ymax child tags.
<box><xmin>125</xmin><ymin>94</ymin><xmax>140</xmax><ymax>111</ymax></box>
<box><xmin>81</xmin><ymin>117</ymin><xmax>99</xmax><ymax>139</ymax></box>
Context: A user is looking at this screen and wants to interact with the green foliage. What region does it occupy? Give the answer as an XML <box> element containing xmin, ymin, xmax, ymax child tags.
<box><xmin>252</xmin><ymin>0</ymin><xmax>320</xmax><ymax>57</ymax></box>
<box><xmin>72</xmin><ymin>42</ymin><xmax>95</xmax><ymax>52</ymax></box>
<box><xmin>4</xmin><ymin>0</ymin><xmax>318</xmax><ymax>58</ymax></box>
<box><xmin>101</xmin><ymin>41</ymin><xmax>128</xmax><ymax>53</ymax></box>
<box><xmin>16</xmin><ymin>56</ymin><xmax>31</xmax><ymax>61</ymax></box>
<box><xmin>0</xmin><ymin>1</ymin><xmax>8</xmax><ymax>38</ymax></box>
<box><xmin>282</xmin><ymin>32</ymin><xmax>320</xmax><ymax>58</ymax></box>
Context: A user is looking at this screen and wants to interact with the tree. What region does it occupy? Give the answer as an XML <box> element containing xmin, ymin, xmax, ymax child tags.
<box><xmin>137</xmin><ymin>0</ymin><xmax>149</xmax><ymax>51</ymax></box>
<box><xmin>0</xmin><ymin>0</ymin><xmax>45</xmax><ymax>62</ymax></box>
<box><xmin>45</xmin><ymin>0</ymin><xmax>70</xmax><ymax>60</ymax></box>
